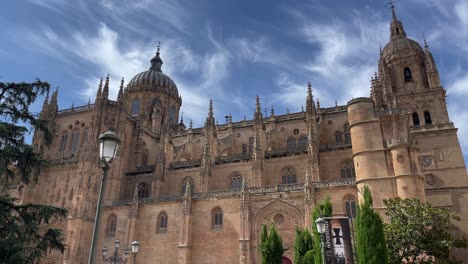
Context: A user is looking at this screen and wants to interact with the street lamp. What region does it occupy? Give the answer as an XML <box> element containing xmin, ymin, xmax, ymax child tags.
<box><xmin>315</xmin><ymin>217</ymin><xmax>327</xmax><ymax>264</ymax></box>
<box><xmin>131</xmin><ymin>241</ymin><xmax>140</xmax><ymax>263</ymax></box>
<box><xmin>101</xmin><ymin>239</ymin><xmax>130</xmax><ymax>263</ymax></box>
<box><xmin>88</xmin><ymin>130</ymin><xmax>121</xmax><ymax>264</ymax></box>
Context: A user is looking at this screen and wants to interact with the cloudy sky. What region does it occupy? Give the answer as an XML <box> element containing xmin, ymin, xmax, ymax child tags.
<box><xmin>2</xmin><ymin>0</ymin><xmax>468</xmax><ymax>163</ymax></box>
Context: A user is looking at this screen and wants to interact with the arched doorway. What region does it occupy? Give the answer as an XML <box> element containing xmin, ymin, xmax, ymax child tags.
<box><xmin>282</xmin><ymin>256</ymin><xmax>293</xmax><ymax>264</ymax></box>
<box><xmin>252</xmin><ymin>199</ymin><xmax>304</xmax><ymax>263</ymax></box>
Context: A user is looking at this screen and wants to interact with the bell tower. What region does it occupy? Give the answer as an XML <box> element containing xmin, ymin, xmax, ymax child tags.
<box><xmin>369</xmin><ymin>3</ymin><xmax>468</xmax><ymax>211</ymax></box>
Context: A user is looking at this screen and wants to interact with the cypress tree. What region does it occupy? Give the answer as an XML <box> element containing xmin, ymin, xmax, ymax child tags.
<box><xmin>355</xmin><ymin>185</ymin><xmax>388</xmax><ymax>264</ymax></box>
<box><xmin>259</xmin><ymin>224</ymin><xmax>286</xmax><ymax>264</ymax></box>
<box><xmin>311</xmin><ymin>196</ymin><xmax>332</xmax><ymax>264</ymax></box>
<box><xmin>303</xmin><ymin>250</ymin><xmax>314</xmax><ymax>264</ymax></box>
<box><xmin>269</xmin><ymin>225</ymin><xmax>285</xmax><ymax>264</ymax></box>
<box><xmin>294</xmin><ymin>226</ymin><xmax>313</xmax><ymax>264</ymax></box>
<box><xmin>259</xmin><ymin>224</ymin><xmax>269</xmax><ymax>264</ymax></box>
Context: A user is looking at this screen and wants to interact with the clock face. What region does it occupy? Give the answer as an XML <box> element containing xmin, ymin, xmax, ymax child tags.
<box><xmin>419</xmin><ymin>155</ymin><xmax>433</xmax><ymax>168</ymax></box>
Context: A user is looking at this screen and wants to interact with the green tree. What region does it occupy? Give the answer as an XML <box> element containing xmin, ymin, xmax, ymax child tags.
<box><xmin>311</xmin><ymin>196</ymin><xmax>333</xmax><ymax>264</ymax></box>
<box><xmin>384</xmin><ymin>198</ymin><xmax>467</xmax><ymax>264</ymax></box>
<box><xmin>0</xmin><ymin>195</ymin><xmax>67</xmax><ymax>263</ymax></box>
<box><xmin>259</xmin><ymin>224</ymin><xmax>286</xmax><ymax>264</ymax></box>
<box><xmin>355</xmin><ymin>185</ymin><xmax>388</xmax><ymax>264</ymax></box>
<box><xmin>0</xmin><ymin>80</ymin><xmax>67</xmax><ymax>263</ymax></box>
<box><xmin>303</xmin><ymin>250</ymin><xmax>314</xmax><ymax>263</ymax></box>
<box><xmin>294</xmin><ymin>226</ymin><xmax>314</xmax><ymax>264</ymax></box>
<box><xmin>259</xmin><ymin>224</ymin><xmax>269</xmax><ymax>264</ymax></box>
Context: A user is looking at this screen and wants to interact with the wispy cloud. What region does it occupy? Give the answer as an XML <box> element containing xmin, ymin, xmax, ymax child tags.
<box><xmin>272</xmin><ymin>7</ymin><xmax>387</xmax><ymax>107</ymax></box>
<box><xmin>98</xmin><ymin>0</ymin><xmax>189</xmax><ymax>33</ymax></box>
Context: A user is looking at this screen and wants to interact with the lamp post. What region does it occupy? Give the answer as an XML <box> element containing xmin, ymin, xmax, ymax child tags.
<box><xmin>315</xmin><ymin>217</ymin><xmax>327</xmax><ymax>264</ymax></box>
<box><xmin>131</xmin><ymin>241</ymin><xmax>140</xmax><ymax>263</ymax></box>
<box><xmin>101</xmin><ymin>239</ymin><xmax>130</xmax><ymax>263</ymax></box>
<box><xmin>88</xmin><ymin>130</ymin><xmax>121</xmax><ymax>264</ymax></box>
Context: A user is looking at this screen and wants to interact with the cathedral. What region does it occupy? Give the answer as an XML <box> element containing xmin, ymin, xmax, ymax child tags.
<box><xmin>16</xmin><ymin>5</ymin><xmax>468</xmax><ymax>264</ymax></box>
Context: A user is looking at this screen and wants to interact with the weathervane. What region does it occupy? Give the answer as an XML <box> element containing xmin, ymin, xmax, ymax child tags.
<box><xmin>156</xmin><ymin>41</ymin><xmax>161</xmax><ymax>53</ymax></box>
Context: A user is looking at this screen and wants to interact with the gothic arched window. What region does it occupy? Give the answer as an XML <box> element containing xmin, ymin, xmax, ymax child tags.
<box><xmin>107</xmin><ymin>215</ymin><xmax>117</xmax><ymax>236</ymax></box>
<box><xmin>345</xmin><ymin>197</ymin><xmax>357</xmax><ymax>218</ymax></box>
<box><xmin>412</xmin><ymin>112</ymin><xmax>420</xmax><ymax>127</ymax></box>
<box><xmin>242</xmin><ymin>144</ymin><xmax>247</xmax><ymax>155</ymax></box>
<box><xmin>141</xmin><ymin>150</ymin><xmax>149</xmax><ymax>166</ymax></box>
<box><xmin>341</xmin><ymin>160</ymin><xmax>355</xmax><ymax>179</ymax></box>
<box><xmin>287</xmin><ymin>136</ymin><xmax>297</xmax><ymax>152</ymax></box>
<box><xmin>70</xmin><ymin>129</ymin><xmax>80</xmax><ymax>152</ymax></box>
<box><xmin>404</xmin><ymin>67</ymin><xmax>412</xmax><ymax>82</ymax></box>
<box><xmin>212</xmin><ymin>207</ymin><xmax>223</xmax><ymax>227</ymax></box>
<box><xmin>131</xmin><ymin>98</ymin><xmax>140</xmax><ymax>116</ymax></box>
<box><xmin>230</xmin><ymin>172</ymin><xmax>242</xmax><ymax>189</ymax></box>
<box><xmin>169</xmin><ymin>105</ymin><xmax>176</xmax><ymax>123</ymax></box>
<box><xmin>298</xmin><ymin>135</ymin><xmax>308</xmax><ymax>150</ymax></box>
<box><xmin>249</xmin><ymin>137</ymin><xmax>254</xmax><ymax>154</ymax></box>
<box><xmin>59</xmin><ymin>132</ymin><xmax>68</xmax><ymax>152</ymax></box>
<box><xmin>157</xmin><ymin>212</ymin><xmax>168</xmax><ymax>233</ymax></box>
<box><xmin>137</xmin><ymin>182</ymin><xmax>150</xmax><ymax>199</ymax></box>
<box><xmin>335</xmin><ymin>131</ymin><xmax>342</xmax><ymax>144</ymax></box>
<box><xmin>344</xmin><ymin>123</ymin><xmax>351</xmax><ymax>144</ymax></box>
<box><xmin>424</xmin><ymin>111</ymin><xmax>432</xmax><ymax>125</ymax></box>
<box><xmin>281</xmin><ymin>167</ymin><xmax>297</xmax><ymax>184</ymax></box>
<box><xmin>181</xmin><ymin>177</ymin><xmax>194</xmax><ymax>194</ymax></box>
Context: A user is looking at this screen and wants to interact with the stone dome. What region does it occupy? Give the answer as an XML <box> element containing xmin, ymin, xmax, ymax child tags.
<box><xmin>126</xmin><ymin>49</ymin><xmax>179</xmax><ymax>96</ymax></box>
<box><xmin>382</xmin><ymin>37</ymin><xmax>423</xmax><ymax>59</ymax></box>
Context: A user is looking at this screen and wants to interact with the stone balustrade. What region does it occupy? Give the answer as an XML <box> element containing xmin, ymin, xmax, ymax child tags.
<box><xmin>109</xmin><ymin>178</ymin><xmax>356</xmax><ymax>207</ymax></box>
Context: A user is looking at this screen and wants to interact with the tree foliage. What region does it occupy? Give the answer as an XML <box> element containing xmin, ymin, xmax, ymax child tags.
<box><xmin>0</xmin><ymin>80</ymin><xmax>67</xmax><ymax>262</ymax></box>
<box><xmin>259</xmin><ymin>224</ymin><xmax>287</xmax><ymax>264</ymax></box>
<box><xmin>0</xmin><ymin>195</ymin><xmax>67</xmax><ymax>263</ymax></box>
<box><xmin>303</xmin><ymin>250</ymin><xmax>314</xmax><ymax>263</ymax></box>
<box><xmin>294</xmin><ymin>226</ymin><xmax>314</xmax><ymax>264</ymax></box>
<box><xmin>355</xmin><ymin>185</ymin><xmax>388</xmax><ymax>264</ymax></box>
<box><xmin>384</xmin><ymin>198</ymin><xmax>467</xmax><ymax>264</ymax></box>
<box><xmin>311</xmin><ymin>196</ymin><xmax>332</xmax><ymax>264</ymax></box>
<box><xmin>0</xmin><ymin>80</ymin><xmax>51</xmax><ymax>186</ymax></box>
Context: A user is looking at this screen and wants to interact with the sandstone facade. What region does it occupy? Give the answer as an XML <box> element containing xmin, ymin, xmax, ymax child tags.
<box><xmin>17</xmin><ymin>6</ymin><xmax>468</xmax><ymax>264</ymax></box>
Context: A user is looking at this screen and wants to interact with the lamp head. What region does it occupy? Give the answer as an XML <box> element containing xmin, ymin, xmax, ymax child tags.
<box><xmin>102</xmin><ymin>246</ymin><xmax>108</xmax><ymax>257</ymax></box>
<box><xmin>98</xmin><ymin>130</ymin><xmax>121</xmax><ymax>163</ymax></box>
<box><xmin>315</xmin><ymin>217</ymin><xmax>326</xmax><ymax>234</ymax></box>
<box><xmin>131</xmin><ymin>240</ymin><xmax>140</xmax><ymax>254</ymax></box>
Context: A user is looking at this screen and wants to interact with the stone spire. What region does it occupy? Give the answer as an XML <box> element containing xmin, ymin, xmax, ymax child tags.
<box><xmin>306</xmin><ymin>82</ymin><xmax>316</xmax><ymax>114</ymax></box>
<box><xmin>49</xmin><ymin>87</ymin><xmax>59</xmax><ymax>113</ymax></box>
<box><xmin>150</xmin><ymin>43</ymin><xmax>163</xmax><ymax>72</ymax></box>
<box><xmin>39</xmin><ymin>91</ymin><xmax>50</xmax><ymax>119</ymax></box>
<box><xmin>117</xmin><ymin>77</ymin><xmax>124</xmax><ymax>103</ymax></box>
<box><xmin>304</xmin><ymin>83</ymin><xmax>320</xmax><ymax>181</ymax></box>
<box><xmin>253</xmin><ymin>95</ymin><xmax>263</xmax><ymax>126</ymax></box>
<box><xmin>423</xmin><ymin>39</ymin><xmax>442</xmax><ymax>89</ymax></box>
<box><xmin>96</xmin><ymin>78</ymin><xmax>103</xmax><ymax>99</ymax></box>
<box><xmin>103</xmin><ymin>74</ymin><xmax>110</xmax><ymax>100</ymax></box>
<box><xmin>205</xmin><ymin>99</ymin><xmax>215</xmax><ymax>128</ymax></box>
<box><xmin>389</xmin><ymin>1</ymin><xmax>406</xmax><ymax>40</ymax></box>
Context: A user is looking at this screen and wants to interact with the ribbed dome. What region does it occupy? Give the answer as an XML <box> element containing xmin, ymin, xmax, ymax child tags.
<box><xmin>126</xmin><ymin>48</ymin><xmax>179</xmax><ymax>96</ymax></box>
<box><xmin>382</xmin><ymin>5</ymin><xmax>423</xmax><ymax>59</ymax></box>
<box><xmin>382</xmin><ymin>37</ymin><xmax>423</xmax><ymax>59</ymax></box>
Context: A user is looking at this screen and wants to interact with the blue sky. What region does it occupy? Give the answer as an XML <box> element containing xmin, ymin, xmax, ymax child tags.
<box><xmin>2</xmin><ymin>0</ymin><xmax>468</xmax><ymax>164</ymax></box>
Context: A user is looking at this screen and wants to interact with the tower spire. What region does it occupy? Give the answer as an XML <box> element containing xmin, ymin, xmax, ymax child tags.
<box><xmin>117</xmin><ymin>77</ymin><xmax>124</xmax><ymax>102</ymax></box>
<box><xmin>388</xmin><ymin>1</ymin><xmax>406</xmax><ymax>40</ymax></box>
<box><xmin>103</xmin><ymin>74</ymin><xmax>110</xmax><ymax>99</ymax></box>
<box><xmin>150</xmin><ymin>42</ymin><xmax>163</xmax><ymax>72</ymax></box>
<box><xmin>96</xmin><ymin>78</ymin><xmax>103</xmax><ymax>99</ymax></box>
<box><xmin>389</xmin><ymin>0</ymin><xmax>397</xmax><ymax>21</ymax></box>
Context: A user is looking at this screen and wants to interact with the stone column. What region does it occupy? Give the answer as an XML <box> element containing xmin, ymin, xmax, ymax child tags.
<box><xmin>178</xmin><ymin>182</ymin><xmax>193</xmax><ymax>264</ymax></box>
